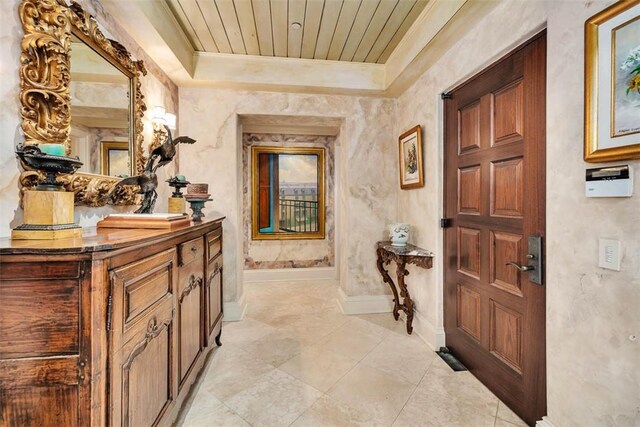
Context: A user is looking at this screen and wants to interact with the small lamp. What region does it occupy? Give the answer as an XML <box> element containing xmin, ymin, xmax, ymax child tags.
<box><xmin>151</xmin><ymin>106</ymin><xmax>167</xmax><ymax>125</ymax></box>
<box><xmin>151</xmin><ymin>106</ymin><xmax>174</xmax><ymax>150</ymax></box>
<box><xmin>165</xmin><ymin>112</ymin><xmax>177</xmax><ymax>131</ymax></box>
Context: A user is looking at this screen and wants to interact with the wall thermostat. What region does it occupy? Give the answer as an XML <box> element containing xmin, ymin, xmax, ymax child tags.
<box><xmin>585</xmin><ymin>165</ymin><xmax>633</xmax><ymax>198</ymax></box>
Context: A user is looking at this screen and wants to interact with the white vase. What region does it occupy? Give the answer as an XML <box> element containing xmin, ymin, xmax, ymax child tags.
<box><xmin>389</xmin><ymin>223</ymin><xmax>410</xmax><ymax>246</ymax></box>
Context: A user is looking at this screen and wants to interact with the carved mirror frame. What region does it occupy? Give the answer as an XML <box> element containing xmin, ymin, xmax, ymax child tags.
<box><xmin>18</xmin><ymin>0</ymin><xmax>147</xmax><ymax>206</ymax></box>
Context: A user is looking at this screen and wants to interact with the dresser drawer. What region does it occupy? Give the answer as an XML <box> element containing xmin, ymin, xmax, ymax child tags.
<box><xmin>179</xmin><ymin>237</ymin><xmax>204</xmax><ymax>267</ymax></box>
<box><xmin>0</xmin><ymin>278</ymin><xmax>80</xmax><ymax>358</ymax></box>
<box><xmin>206</xmin><ymin>228</ymin><xmax>222</xmax><ymax>262</ymax></box>
<box><xmin>0</xmin><ymin>261</ymin><xmax>80</xmax><ymax>280</ymax></box>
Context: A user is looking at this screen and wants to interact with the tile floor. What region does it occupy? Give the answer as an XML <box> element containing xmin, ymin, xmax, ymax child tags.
<box><xmin>176</xmin><ymin>281</ymin><xmax>528</xmax><ymax>427</ymax></box>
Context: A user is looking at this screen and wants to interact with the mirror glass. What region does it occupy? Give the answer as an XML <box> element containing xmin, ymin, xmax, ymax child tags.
<box><xmin>251</xmin><ymin>147</ymin><xmax>326</xmax><ymax>239</ymax></box>
<box><xmin>69</xmin><ymin>34</ymin><xmax>131</xmax><ymax>177</ymax></box>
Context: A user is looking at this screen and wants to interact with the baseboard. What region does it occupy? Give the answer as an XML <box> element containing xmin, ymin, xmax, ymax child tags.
<box><xmin>223</xmin><ymin>293</ymin><xmax>247</xmax><ymax>322</ymax></box>
<box><xmin>410</xmin><ymin>310</ymin><xmax>446</xmax><ymax>351</ymax></box>
<box><xmin>336</xmin><ymin>287</ymin><xmax>394</xmax><ymax>315</ymax></box>
<box><xmin>536</xmin><ymin>416</ymin><xmax>558</xmax><ymax>427</ymax></box>
<box><xmin>243</xmin><ymin>267</ymin><xmax>337</xmax><ymax>283</ymax></box>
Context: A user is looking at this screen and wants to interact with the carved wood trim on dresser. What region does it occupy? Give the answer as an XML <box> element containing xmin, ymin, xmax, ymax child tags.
<box><xmin>0</xmin><ymin>217</ymin><xmax>225</xmax><ymax>427</ymax></box>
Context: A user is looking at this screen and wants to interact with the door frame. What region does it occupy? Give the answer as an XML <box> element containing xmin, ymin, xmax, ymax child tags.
<box><xmin>439</xmin><ymin>30</ymin><xmax>548</xmax><ymax>424</ymax></box>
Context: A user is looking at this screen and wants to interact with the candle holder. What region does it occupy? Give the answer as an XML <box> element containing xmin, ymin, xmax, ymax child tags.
<box><xmin>166</xmin><ymin>176</ymin><xmax>190</xmax><ymax>197</ymax></box>
<box><xmin>16</xmin><ymin>144</ymin><xmax>83</xmax><ymax>191</ymax></box>
<box><xmin>186</xmin><ymin>197</ymin><xmax>212</xmax><ymax>222</ymax></box>
<box><xmin>13</xmin><ymin>144</ymin><xmax>84</xmax><ymax>240</ymax></box>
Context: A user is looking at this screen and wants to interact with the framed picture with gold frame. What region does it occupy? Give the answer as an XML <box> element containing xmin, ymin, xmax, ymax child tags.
<box><xmin>398</xmin><ymin>125</ymin><xmax>424</xmax><ymax>189</ymax></box>
<box><xmin>585</xmin><ymin>0</ymin><xmax>640</xmax><ymax>162</ymax></box>
<box><xmin>101</xmin><ymin>141</ymin><xmax>130</xmax><ymax>177</ymax></box>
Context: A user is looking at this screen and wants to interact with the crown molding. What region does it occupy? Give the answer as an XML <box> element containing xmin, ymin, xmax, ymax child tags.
<box><xmin>193</xmin><ymin>52</ymin><xmax>385</xmax><ymax>92</ymax></box>
<box><xmin>384</xmin><ymin>0</ymin><xmax>468</xmax><ymax>86</ymax></box>
<box><xmin>101</xmin><ymin>0</ymin><xmax>194</xmax><ymax>80</ymax></box>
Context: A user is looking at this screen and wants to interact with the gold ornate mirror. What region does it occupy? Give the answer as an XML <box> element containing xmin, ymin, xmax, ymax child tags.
<box><xmin>251</xmin><ymin>146</ymin><xmax>326</xmax><ymax>240</ymax></box>
<box><xmin>18</xmin><ymin>0</ymin><xmax>147</xmax><ymax>206</ymax></box>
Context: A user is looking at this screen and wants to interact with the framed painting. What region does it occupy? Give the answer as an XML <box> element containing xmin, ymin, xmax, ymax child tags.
<box><xmin>585</xmin><ymin>0</ymin><xmax>640</xmax><ymax>162</ymax></box>
<box><xmin>101</xmin><ymin>141</ymin><xmax>130</xmax><ymax>177</ymax></box>
<box><xmin>398</xmin><ymin>125</ymin><xmax>424</xmax><ymax>189</ymax></box>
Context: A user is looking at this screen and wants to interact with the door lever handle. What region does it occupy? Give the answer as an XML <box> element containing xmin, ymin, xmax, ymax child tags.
<box><xmin>505</xmin><ymin>262</ymin><xmax>534</xmax><ymax>272</ymax></box>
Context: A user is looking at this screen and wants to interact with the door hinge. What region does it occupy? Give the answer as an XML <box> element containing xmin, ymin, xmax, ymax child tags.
<box><xmin>441</xmin><ymin>92</ymin><xmax>452</xmax><ymax>100</ymax></box>
<box><xmin>440</xmin><ymin>218</ymin><xmax>452</xmax><ymax>228</ymax></box>
<box><xmin>106</xmin><ymin>292</ymin><xmax>113</xmax><ymax>332</ymax></box>
<box><xmin>77</xmin><ymin>359</ymin><xmax>86</xmax><ymax>382</ymax></box>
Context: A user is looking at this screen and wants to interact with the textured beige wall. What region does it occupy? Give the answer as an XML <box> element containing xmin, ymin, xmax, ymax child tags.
<box><xmin>396</xmin><ymin>1</ymin><xmax>639</xmax><ymax>425</ymax></box>
<box><xmin>178</xmin><ymin>88</ymin><xmax>397</xmax><ymax>302</ymax></box>
<box><xmin>0</xmin><ymin>0</ymin><xmax>178</xmax><ymax>237</ymax></box>
<box><xmin>546</xmin><ymin>2</ymin><xmax>639</xmax><ymax>426</ymax></box>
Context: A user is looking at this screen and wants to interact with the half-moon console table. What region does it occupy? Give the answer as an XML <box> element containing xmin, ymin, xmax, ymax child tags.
<box><xmin>376</xmin><ymin>241</ymin><xmax>434</xmax><ymax>334</ymax></box>
<box><xmin>0</xmin><ymin>217</ymin><xmax>224</xmax><ymax>426</ymax></box>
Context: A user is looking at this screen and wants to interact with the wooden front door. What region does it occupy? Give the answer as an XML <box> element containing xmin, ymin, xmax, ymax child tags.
<box><xmin>443</xmin><ymin>32</ymin><xmax>546</xmax><ymax>426</ymax></box>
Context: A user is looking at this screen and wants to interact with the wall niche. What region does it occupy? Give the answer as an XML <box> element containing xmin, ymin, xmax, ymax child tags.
<box><xmin>242</xmin><ymin>133</ymin><xmax>335</xmax><ymax>269</ymax></box>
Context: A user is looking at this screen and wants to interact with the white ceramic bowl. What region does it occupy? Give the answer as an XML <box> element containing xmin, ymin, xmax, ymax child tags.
<box><xmin>389</xmin><ymin>223</ymin><xmax>410</xmax><ymax>246</ymax></box>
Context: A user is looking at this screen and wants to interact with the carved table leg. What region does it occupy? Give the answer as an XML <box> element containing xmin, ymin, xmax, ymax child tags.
<box><xmin>396</xmin><ymin>260</ymin><xmax>415</xmax><ymax>334</ymax></box>
<box><xmin>376</xmin><ymin>248</ymin><xmax>401</xmax><ymax>321</ymax></box>
<box><xmin>215</xmin><ymin>330</ymin><xmax>222</xmax><ymax>346</ymax></box>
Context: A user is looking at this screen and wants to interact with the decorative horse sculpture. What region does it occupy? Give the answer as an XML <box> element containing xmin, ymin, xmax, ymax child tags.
<box><xmin>112</xmin><ymin>126</ymin><xmax>196</xmax><ymax>213</ymax></box>
<box><xmin>113</xmin><ymin>155</ymin><xmax>158</xmax><ymax>213</ymax></box>
<box><xmin>150</xmin><ymin>125</ymin><xmax>196</xmax><ymax>169</ymax></box>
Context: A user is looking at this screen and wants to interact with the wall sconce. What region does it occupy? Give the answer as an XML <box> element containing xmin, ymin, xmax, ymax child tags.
<box><xmin>150</xmin><ymin>106</ymin><xmax>176</xmax><ymax>150</ymax></box>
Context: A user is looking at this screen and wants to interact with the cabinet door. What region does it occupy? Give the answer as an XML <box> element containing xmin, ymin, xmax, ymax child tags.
<box><xmin>206</xmin><ymin>255</ymin><xmax>223</xmax><ymax>345</ymax></box>
<box><xmin>177</xmin><ymin>248</ymin><xmax>204</xmax><ymax>387</ymax></box>
<box><xmin>0</xmin><ymin>260</ymin><xmax>88</xmax><ymax>427</ymax></box>
<box><xmin>109</xmin><ymin>249</ymin><xmax>177</xmax><ymax>427</ymax></box>
<box><xmin>178</xmin><ymin>274</ymin><xmax>202</xmax><ymax>385</ymax></box>
<box><xmin>111</xmin><ymin>301</ymin><xmax>175</xmax><ymax>427</ymax></box>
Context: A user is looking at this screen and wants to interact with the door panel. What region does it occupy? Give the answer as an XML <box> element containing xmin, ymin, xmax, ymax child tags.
<box><xmin>206</xmin><ymin>255</ymin><xmax>223</xmax><ymax>344</ymax></box>
<box><xmin>458</xmin><ymin>165</ymin><xmax>481</xmax><ymax>214</ymax></box>
<box><xmin>491</xmin><ymin>157</ymin><xmax>524</xmax><ymax>217</ymax></box>
<box><xmin>490</xmin><ymin>231</ymin><xmax>523</xmax><ymax>295</ymax></box>
<box><xmin>493</xmin><ymin>80</ymin><xmax>524</xmax><ymax>144</ymax></box>
<box><xmin>489</xmin><ymin>299</ymin><xmax>523</xmax><ymax>373</ymax></box>
<box><xmin>110</xmin><ymin>250</ymin><xmax>177</xmax><ymax>427</ymax></box>
<box><xmin>177</xmin><ymin>237</ymin><xmax>205</xmax><ymax>387</ymax></box>
<box><xmin>459</xmin><ymin>101</ymin><xmax>481</xmax><ymax>153</ymax></box>
<box><xmin>456</xmin><ymin>284</ymin><xmax>481</xmax><ymax>341</ymax></box>
<box><xmin>111</xmin><ymin>301</ymin><xmax>175</xmax><ymax>427</ymax></box>
<box><xmin>457</xmin><ymin>226</ymin><xmax>481</xmax><ymax>278</ymax></box>
<box><xmin>205</xmin><ymin>229</ymin><xmax>223</xmax><ymax>347</ymax></box>
<box><xmin>178</xmin><ymin>273</ymin><xmax>203</xmax><ymax>386</ymax></box>
<box><xmin>444</xmin><ymin>32</ymin><xmax>546</xmax><ymax>426</ymax></box>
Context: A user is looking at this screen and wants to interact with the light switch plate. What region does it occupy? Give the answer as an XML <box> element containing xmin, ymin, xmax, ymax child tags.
<box><xmin>598</xmin><ymin>239</ymin><xmax>621</xmax><ymax>271</ymax></box>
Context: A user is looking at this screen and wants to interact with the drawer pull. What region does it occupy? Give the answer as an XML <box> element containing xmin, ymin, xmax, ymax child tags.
<box><xmin>179</xmin><ymin>274</ymin><xmax>203</xmax><ymax>303</ymax></box>
<box><xmin>191</xmin><ymin>246</ymin><xmax>198</xmax><ymax>253</ymax></box>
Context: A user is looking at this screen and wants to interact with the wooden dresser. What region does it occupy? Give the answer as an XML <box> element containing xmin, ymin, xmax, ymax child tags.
<box><xmin>0</xmin><ymin>217</ymin><xmax>225</xmax><ymax>427</ymax></box>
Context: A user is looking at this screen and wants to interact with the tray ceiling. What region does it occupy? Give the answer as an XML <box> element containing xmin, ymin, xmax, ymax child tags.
<box><xmin>167</xmin><ymin>0</ymin><xmax>429</xmax><ymax>63</ymax></box>
<box><xmin>101</xmin><ymin>0</ymin><xmax>485</xmax><ymax>94</ymax></box>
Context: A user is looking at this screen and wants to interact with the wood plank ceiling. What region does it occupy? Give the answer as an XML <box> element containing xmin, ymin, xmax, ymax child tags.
<box><xmin>167</xmin><ymin>0</ymin><xmax>429</xmax><ymax>63</ymax></box>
